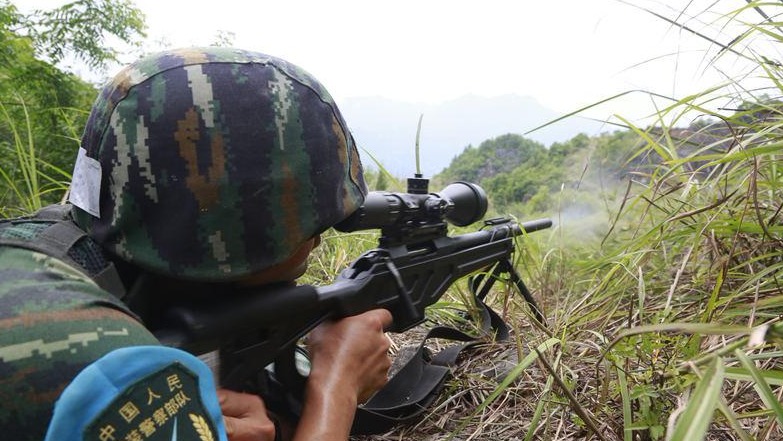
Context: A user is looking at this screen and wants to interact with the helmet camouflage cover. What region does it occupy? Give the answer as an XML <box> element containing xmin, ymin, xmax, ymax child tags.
<box><xmin>73</xmin><ymin>47</ymin><xmax>367</xmax><ymax>281</ymax></box>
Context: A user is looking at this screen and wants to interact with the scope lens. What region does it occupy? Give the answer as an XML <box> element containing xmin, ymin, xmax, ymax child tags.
<box><xmin>438</xmin><ymin>182</ymin><xmax>488</xmax><ymax>226</ymax></box>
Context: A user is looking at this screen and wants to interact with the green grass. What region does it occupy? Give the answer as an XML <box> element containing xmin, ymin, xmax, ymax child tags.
<box><xmin>349</xmin><ymin>2</ymin><xmax>783</xmax><ymax>440</ymax></box>
<box><xmin>0</xmin><ymin>97</ymin><xmax>73</xmax><ymax>216</ymax></box>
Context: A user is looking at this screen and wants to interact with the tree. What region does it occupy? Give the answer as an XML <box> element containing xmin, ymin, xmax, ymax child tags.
<box><xmin>0</xmin><ymin>0</ymin><xmax>146</xmax><ymax>213</ymax></box>
<box><xmin>21</xmin><ymin>0</ymin><xmax>146</xmax><ymax>69</ymax></box>
<box><xmin>437</xmin><ymin>134</ymin><xmax>547</xmax><ymax>184</ymax></box>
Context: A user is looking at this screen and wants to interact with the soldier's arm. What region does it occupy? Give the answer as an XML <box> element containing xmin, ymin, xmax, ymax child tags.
<box><xmin>293</xmin><ymin>309</ymin><xmax>392</xmax><ymax>441</ymax></box>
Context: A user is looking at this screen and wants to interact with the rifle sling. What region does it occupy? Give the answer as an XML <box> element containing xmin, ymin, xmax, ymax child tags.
<box><xmin>262</xmin><ymin>258</ymin><xmax>540</xmax><ymax>435</ymax></box>
<box><xmin>349</xmin><ymin>266</ymin><xmax>515</xmax><ymax>435</ymax></box>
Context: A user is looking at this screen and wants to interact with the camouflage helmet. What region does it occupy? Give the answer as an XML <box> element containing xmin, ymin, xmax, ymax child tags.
<box><xmin>71</xmin><ymin>47</ymin><xmax>367</xmax><ymax>281</ymax></box>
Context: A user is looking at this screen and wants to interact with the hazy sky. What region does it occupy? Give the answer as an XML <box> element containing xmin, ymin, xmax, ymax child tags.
<box><xmin>23</xmin><ymin>1</ymin><xmax>775</xmax><ymax>123</ymax></box>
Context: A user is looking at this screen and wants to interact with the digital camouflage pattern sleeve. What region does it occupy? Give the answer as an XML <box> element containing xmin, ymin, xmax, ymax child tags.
<box><xmin>0</xmin><ymin>245</ymin><xmax>159</xmax><ymax>441</ymax></box>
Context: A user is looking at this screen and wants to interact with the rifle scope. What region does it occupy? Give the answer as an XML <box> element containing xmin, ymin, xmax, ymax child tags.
<box><xmin>334</xmin><ymin>181</ymin><xmax>488</xmax><ymax>232</ymax></box>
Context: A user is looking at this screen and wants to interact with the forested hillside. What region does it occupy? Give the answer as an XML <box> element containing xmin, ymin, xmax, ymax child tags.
<box><xmin>432</xmin><ymin>117</ymin><xmax>752</xmax><ymax>219</ymax></box>
<box><xmin>434</xmin><ymin>129</ymin><xmax>649</xmax><ymax>216</ymax></box>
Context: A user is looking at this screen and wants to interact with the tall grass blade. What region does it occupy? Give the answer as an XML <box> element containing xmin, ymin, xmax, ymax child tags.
<box><xmin>667</xmin><ymin>358</ymin><xmax>725</xmax><ymax>441</ymax></box>
<box><xmin>523</xmin><ymin>372</ymin><xmax>555</xmax><ymax>441</ymax></box>
<box><xmin>0</xmin><ymin>98</ymin><xmax>44</xmax><ymax>214</ymax></box>
<box><xmin>734</xmin><ymin>349</ymin><xmax>783</xmax><ymax>428</ymax></box>
<box><xmin>724</xmin><ymin>365</ymin><xmax>783</xmax><ymax>386</ymax></box>
<box><xmin>616</xmin><ymin>365</ymin><xmax>633</xmax><ymax>441</ymax></box>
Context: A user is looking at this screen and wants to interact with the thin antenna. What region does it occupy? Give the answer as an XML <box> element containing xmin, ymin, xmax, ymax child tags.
<box><xmin>407</xmin><ymin>114</ymin><xmax>428</xmax><ymax>194</ymax></box>
<box><xmin>415</xmin><ymin>114</ymin><xmax>423</xmax><ymax>177</ymax></box>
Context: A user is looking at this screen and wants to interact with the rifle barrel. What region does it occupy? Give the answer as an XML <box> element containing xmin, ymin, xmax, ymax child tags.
<box><xmin>519</xmin><ymin>218</ymin><xmax>553</xmax><ymax>234</ymax></box>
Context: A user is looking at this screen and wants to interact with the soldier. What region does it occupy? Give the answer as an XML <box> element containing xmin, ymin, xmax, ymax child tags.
<box><xmin>0</xmin><ymin>47</ymin><xmax>391</xmax><ymax>441</ymax></box>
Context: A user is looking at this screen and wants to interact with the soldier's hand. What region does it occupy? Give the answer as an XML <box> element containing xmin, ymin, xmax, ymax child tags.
<box><xmin>217</xmin><ymin>389</ymin><xmax>276</xmax><ymax>441</ymax></box>
<box><xmin>306</xmin><ymin>309</ymin><xmax>393</xmax><ymax>403</ymax></box>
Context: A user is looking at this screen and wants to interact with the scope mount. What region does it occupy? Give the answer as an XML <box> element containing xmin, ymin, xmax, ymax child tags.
<box><xmin>407</xmin><ymin>173</ymin><xmax>429</xmax><ymax>195</ymax></box>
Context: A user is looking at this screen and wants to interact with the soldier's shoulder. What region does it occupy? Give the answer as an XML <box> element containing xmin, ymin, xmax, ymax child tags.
<box><xmin>0</xmin><ymin>245</ymin><xmax>98</xmax><ymax>286</ymax></box>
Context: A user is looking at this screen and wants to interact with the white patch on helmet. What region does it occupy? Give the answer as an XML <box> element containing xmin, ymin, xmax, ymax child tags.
<box><xmin>69</xmin><ymin>147</ymin><xmax>102</xmax><ymax>218</ymax></box>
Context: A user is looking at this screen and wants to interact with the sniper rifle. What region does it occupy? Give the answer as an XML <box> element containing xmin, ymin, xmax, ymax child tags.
<box><xmin>150</xmin><ymin>176</ymin><xmax>551</xmax><ymax>433</ymax></box>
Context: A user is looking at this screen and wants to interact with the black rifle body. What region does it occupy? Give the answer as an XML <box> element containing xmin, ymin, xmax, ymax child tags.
<box><xmin>153</xmin><ymin>217</ymin><xmax>551</xmax><ymax>391</ymax></box>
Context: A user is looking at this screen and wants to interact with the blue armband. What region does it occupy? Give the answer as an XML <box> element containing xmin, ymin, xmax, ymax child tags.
<box><xmin>45</xmin><ymin>346</ymin><xmax>227</xmax><ymax>441</ymax></box>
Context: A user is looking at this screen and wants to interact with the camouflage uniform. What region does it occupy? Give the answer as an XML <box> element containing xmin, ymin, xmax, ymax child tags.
<box><xmin>0</xmin><ymin>233</ymin><xmax>158</xmax><ymax>440</ymax></box>
<box><xmin>0</xmin><ymin>47</ymin><xmax>367</xmax><ymax>440</ymax></box>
